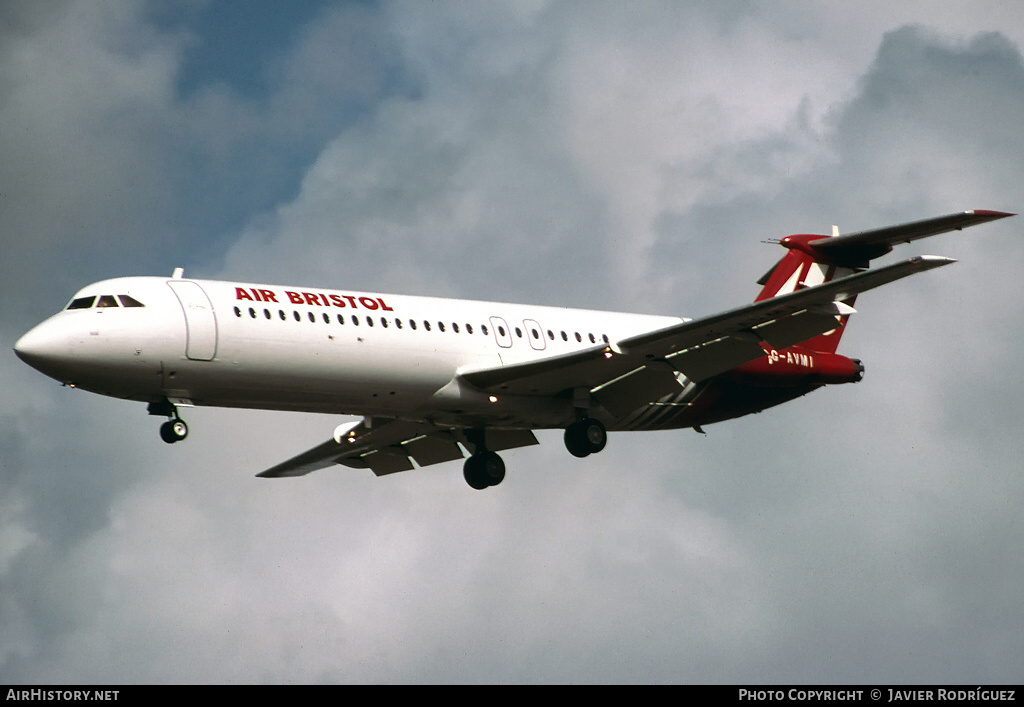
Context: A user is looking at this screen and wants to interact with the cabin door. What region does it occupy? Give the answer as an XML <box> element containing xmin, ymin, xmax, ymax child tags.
<box><xmin>167</xmin><ymin>281</ymin><xmax>218</xmax><ymax>361</ymax></box>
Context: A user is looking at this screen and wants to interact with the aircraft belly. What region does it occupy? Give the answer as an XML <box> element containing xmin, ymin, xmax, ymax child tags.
<box><xmin>610</xmin><ymin>377</ymin><xmax>823</xmax><ymax>431</ymax></box>
<box><xmin>72</xmin><ymin>359</ymin><xmax>165</xmax><ymax>402</ymax></box>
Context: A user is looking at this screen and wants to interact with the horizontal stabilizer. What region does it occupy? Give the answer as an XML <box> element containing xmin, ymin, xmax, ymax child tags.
<box><xmin>617</xmin><ymin>255</ymin><xmax>954</xmax><ymax>356</ymax></box>
<box><xmin>806</xmin><ymin>210</ymin><xmax>1013</xmax><ymax>265</ymax></box>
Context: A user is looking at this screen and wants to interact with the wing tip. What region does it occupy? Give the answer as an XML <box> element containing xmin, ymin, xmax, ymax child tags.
<box><xmin>911</xmin><ymin>255</ymin><xmax>957</xmax><ymax>270</ymax></box>
<box><xmin>966</xmin><ymin>209</ymin><xmax>1015</xmax><ymax>219</ymax></box>
<box><xmin>255</xmin><ymin>469</ymin><xmax>294</xmax><ymax>478</ymax></box>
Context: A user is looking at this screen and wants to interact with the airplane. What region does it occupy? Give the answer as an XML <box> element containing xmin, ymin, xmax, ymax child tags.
<box><xmin>14</xmin><ymin>210</ymin><xmax>1012</xmax><ymax>489</ymax></box>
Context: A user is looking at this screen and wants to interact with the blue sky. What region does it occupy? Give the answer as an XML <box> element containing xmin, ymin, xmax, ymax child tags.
<box><xmin>162</xmin><ymin>0</ymin><xmax>341</xmax><ymax>99</ymax></box>
<box><xmin>2</xmin><ymin>1</ymin><xmax>1023</xmax><ymax>684</ymax></box>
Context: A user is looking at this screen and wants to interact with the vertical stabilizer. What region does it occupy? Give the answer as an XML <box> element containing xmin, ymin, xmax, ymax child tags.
<box><xmin>754</xmin><ymin>235</ymin><xmax>857</xmax><ymax>354</ymax></box>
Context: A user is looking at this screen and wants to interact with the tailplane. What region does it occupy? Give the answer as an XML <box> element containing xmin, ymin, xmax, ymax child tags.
<box><xmin>753</xmin><ymin>210</ymin><xmax>1013</xmax><ymax>353</ymax></box>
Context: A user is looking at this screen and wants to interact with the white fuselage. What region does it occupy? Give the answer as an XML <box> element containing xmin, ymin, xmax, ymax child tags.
<box><xmin>16</xmin><ymin>276</ymin><xmax>683</xmax><ymax>430</ymax></box>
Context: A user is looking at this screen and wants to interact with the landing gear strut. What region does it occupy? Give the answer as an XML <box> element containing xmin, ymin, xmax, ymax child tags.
<box><xmin>149</xmin><ymin>399</ymin><xmax>189</xmax><ymax>444</ymax></box>
<box><xmin>564</xmin><ymin>418</ymin><xmax>607</xmax><ymax>458</ymax></box>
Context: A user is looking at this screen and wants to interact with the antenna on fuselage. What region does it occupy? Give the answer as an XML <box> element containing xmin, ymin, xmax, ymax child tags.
<box><xmin>171</xmin><ymin>267</ymin><xmax>184</xmax><ymax>279</ymax></box>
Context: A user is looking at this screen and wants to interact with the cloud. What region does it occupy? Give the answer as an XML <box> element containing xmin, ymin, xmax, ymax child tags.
<box><xmin>0</xmin><ymin>3</ymin><xmax>182</xmax><ymax>311</ymax></box>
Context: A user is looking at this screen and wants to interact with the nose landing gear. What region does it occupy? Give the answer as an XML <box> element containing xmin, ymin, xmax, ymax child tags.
<box><xmin>159</xmin><ymin>418</ymin><xmax>189</xmax><ymax>444</ymax></box>
<box><xmin>148</xmin><ymin>398</ymin><xmax>189</xmax><ymax>444</ymax></box>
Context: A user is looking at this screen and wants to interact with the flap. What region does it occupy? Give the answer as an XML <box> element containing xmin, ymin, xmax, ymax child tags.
<box><xmin>257</xmin><ymin>418</ymin><xmax>538</xmax><ymax>478</ymax></box>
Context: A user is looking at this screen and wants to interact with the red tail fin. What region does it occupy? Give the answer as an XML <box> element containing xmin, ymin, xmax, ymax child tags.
<box><xmin>754</xmin><ymin>235</ymin><xmax>857</xmax><ymax>354</ymax></box>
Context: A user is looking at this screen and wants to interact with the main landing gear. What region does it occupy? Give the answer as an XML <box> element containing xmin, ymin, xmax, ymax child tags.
<box><xmin>463</xmin><ymin>450</ymin><xmax>506</xmax><ymax>490</ymax></box>
<box><xmin>563</xmin><ymin>417</ymin><xmax>607</xmax><ymax>458</ymax></box>
<box><xmin>461</xmin><ymin>429</ymin><xmax>507</xmax><ymax>490</ymax></box>
<box><xmin>148</xmin><ymin>399</ymin><xmax>189</xmax><ymax>444</ymax></box>
<box><xmin>462</xmin><ymin>418</ymin><xmax>608</xmax><ymax>490</ymax></box>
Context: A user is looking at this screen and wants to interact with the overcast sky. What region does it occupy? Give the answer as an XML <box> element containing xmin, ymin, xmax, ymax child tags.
<box><xmin>2</xmin><ymin>1</ymin><xmax>1022</xmax><ymax>684</ymax></box>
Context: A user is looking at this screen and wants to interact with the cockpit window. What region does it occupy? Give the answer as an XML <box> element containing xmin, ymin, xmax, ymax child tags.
<box><xmin>66</xmin><ymin>294</ymin><xmax>145</xmax><ymax>310</ymax></box>
<box><xmin>118</xmin><ymin>295</ymin><xmax>145</xmax><ymax>307</ymax></box>
<box><xmin>67</xmin><ymin>296</ymin><xmax>95</xmax><ymax>310</ymax></box>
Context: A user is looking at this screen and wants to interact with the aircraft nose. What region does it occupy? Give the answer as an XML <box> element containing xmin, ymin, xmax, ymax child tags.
<box><xmin>14</xmin><ymin>319</ymin><xmax>71</xmax><ymax>376</ymax></box>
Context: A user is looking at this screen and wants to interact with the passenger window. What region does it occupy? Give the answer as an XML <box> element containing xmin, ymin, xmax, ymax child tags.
<box><xmin>438</xmin><ymin>322</ymin><xmax>445</xmax><ymax>332</ymax></box>
<box><xmin>452</xmin><ymin>323</ymin><xmax>459</xmax><ymax>333</ymax></box>
<box><xmin>97</xmin><ymin>295</ymin><xmax>119</xmax><ymax>308</ymax></box>
<box><xmin>589</xmin><ymin>333</ymin><xmax>596</xmax><ymax>343</ymax></box>
<box><xmin>352</xmin><ymin>316</ymin><xmax>360</xmax><ymax>325</ymax></box>
<box><xmin>293</xmin><ymin>311</ymin><xmax>301</xmax><ymax>322</ymax></box>
<box><xmin>250</xmin><ymin>308</ymin><xmax>257</xmax><ymax>318</ymax></box>
<box><xmin>308</xmin><ymin>312</ymin><xmax>315</xmax><ymax>323</ymax></box>
<box><xmin>265</xmin><ymin>309</ymin><xmax>272</xmax><ymax>319</ymax></box>
<box><xmin>481</xmin><ymin>324</ymin><xmax>488</xmax><ymax>336</ymax></box>
<box><xmin>466</xmin><ymin>323</ymin><xmax>473</xmax><ymax>334</ymax></box>
<box><xmin>575</xmin><ymin>332</ymin><xmax>582</xmax><ymax>342</ymax></box>
<box><xmin>118</xmin><ymin>295</ymin><xmax>145</xmax><ymax>307</ymax></box>
<box><xmin>279</xmin><ymin>310</ymin><xmax>286</xmax><ymax>321</ymax></box>
<box><xmin>234</xmin><ymin>306</ymin><xmax>241</xmax><ymax>317</ymax></box>
<box><xmin>424</xmin><ymin>321</ymin><xmax>431</xmax><ymax>331</ymax></box>
<box><xmin>514</xmin><ymin>327</ymin><xmax>522</xmax><ymax>338</ymax></box>
<box><xmin>338</xmin><ymin>314</ymin><xmax>345</xmax><ymax>325</ymax></box>
<box><xmin>367</xmin><ymin>317</ymin><xmax>374</xmax><ymax>327</ymax></box>
<box><xmin>561</xmin><ymin>331</ymin><xmax>568</xmax><ymax>341</ymax></box>
<box><xmin>396</xmin><ymin>319</ymin><xmax>403</xmax><ymax>329</ymax></box>
<box><xmin>410</xmin><ymin>320</ymin><xmax>417</xmax><ymax>330</ymax></box>
<box><xmin>381</xmin><ymin>317</ymin><xmax>388</xmax><ymax>328</ymax></box>
<box><xmin>323</xmin><ymin>313</ymin><xmax>330</xmax><ymax>324</ymax></box>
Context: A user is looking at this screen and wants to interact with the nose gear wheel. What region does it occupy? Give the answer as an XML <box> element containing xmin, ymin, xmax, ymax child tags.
<box><xmin>160</xmin><ymin>418</ymin><xmax>189</xmax><ymax>444</ymax></box>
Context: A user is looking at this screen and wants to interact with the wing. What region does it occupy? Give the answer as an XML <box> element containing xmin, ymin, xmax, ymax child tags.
<box><xmin>257</xmin><ymin>418</ymin><xmax>537</xmax><ymax>478</ymax></box>
<box><xmin>460</xmin><ymin>255</ymin><xmax>954</xmax><ymax>399</ymax></box>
